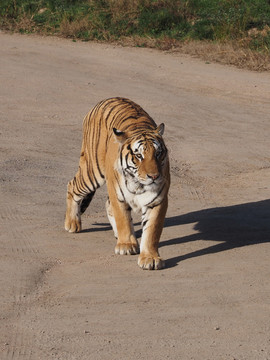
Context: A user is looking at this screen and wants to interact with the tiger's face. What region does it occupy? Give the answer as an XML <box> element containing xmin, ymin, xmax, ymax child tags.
<box><xmin>127</xmin><ymin>137</ymin><xmax>166</xmax><ymax>186</ymax></box>
<box><xmin>114</xmin><ymin>124</ymin><xmax>168</xmax><ymax>188</ymax></box>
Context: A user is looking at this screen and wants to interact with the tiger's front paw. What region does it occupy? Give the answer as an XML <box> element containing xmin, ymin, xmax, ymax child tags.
<box><xmin>115</xmin><ymin>242</ymin><xmax>139</xmax><ymax>255</ymax></box>
<box><xmin>138</xmin><ymin>253</ymin><xmax>165</xmax><ymax>270</ymax></box>
<box><xmin>64</xmin><ymin>215</ymin><xmax>81</xmax><ymax>233</ymax></box>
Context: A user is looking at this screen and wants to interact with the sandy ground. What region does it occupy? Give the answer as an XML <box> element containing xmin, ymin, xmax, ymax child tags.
<box><xmin>0</xmin><ymin>32</ymin><xmax>270</xmax><ymax>360</ymax></box>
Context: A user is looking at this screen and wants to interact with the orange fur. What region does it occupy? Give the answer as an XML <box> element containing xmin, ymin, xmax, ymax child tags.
<box><xmin>65</xmin><ymin>97</ymin><xmax>170</xmax><ymax>269</ymax></box>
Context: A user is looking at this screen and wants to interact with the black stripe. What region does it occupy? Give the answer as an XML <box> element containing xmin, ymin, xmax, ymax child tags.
<box><xmin>142</xmin><ymin>219</ymin><xmax>148</xmax><ymax>228</ymax></box>
<box><xmin>85</xmin><ymin>165</ymin><xmax>97</xmax><ymax>191</ymax></box>
<box><xmin>104</xmin><ymin>99</ymin><xmax>121</xmax><ymax>129</ymax></box>
<box><xmin>125</xmin><ymin>153</ymin><xmax>129</xmax><ymax>167</ymax></box>
<box><xmin>110</xmin><ymin>106</ymin><xmax>127</xmax><ymax>130</ymax></box>
<box><xmin>127</xmin><ymin>144</ymin><xmax>134</xmax><ymax>155</ymax></box>
<box><xmin>125</xmin><ymin>179</ymin><xmax>135</xmax><ymax>194</ymax></box>
<box><xmin>120</xmin><ymin>147</ymin><xmax>124</xmax><ymax>168</ymax></box>
<box><xmin>145</xmin><ymin>183</ymin><xmax>166</xmax><ymax>207</ymax></box>
<box><xmin>73</xmin><ymin>193</ymin><xmax>82</xmax><ymax>202</ymax></box>
<box><xmin>125</xmin><ymin>168</ymin><xmax>135</xmax><ymax>177</ymax></box>
<box><xmin>114</xmin><ymin>173</ymin><xmax>125</xmax><ymax>201</ymax></box>
<box><xmin>94</xmin><ymin>110</ymin><xmax>105</xmax><ymax>180</ymax></box>
<box><xmin>73</xmin><ymin>176</ymin><xmax>84</xmax><ymax>196</ymax></box>
<box><xmin>81</xmin><ymin>175</ymin><xmax>94</xmax><ymax>193</ymax></box>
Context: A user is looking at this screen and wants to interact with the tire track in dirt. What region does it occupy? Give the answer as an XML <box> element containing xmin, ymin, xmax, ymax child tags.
<box><xmin>170</xmin><ymin>159</ymin><xmax>215</xmax><ymax>209</ymax></box>
<box><xmin>0</xmin><ymin>204</ymin><xmax>57</xmax><ymax>359</ymax></box>
<box><xmin>0</xmin><ymin>205</ymin><xmax>41</xmax><ymax>258</ymax></box>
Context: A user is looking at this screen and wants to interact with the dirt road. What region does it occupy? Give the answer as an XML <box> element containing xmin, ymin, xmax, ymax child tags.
<box><xmin>0</xmin><ymin>32</ymin><xmax>269</xmax><ymax>360</ymax></box>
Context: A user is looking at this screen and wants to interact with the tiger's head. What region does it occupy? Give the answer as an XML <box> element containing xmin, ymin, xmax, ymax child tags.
<box><xmin>113</xmin><ymin>124</ymin><xmax>168</xmax><ymax>187</ymax></box>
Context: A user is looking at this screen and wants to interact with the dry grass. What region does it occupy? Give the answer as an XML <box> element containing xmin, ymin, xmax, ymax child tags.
<box><xmin>2</xmin><ymin>14</ymin><xmax>35</xmax><ymax>33</ymax></box>
<box><xmin>116</xmin><ymin>36</ymin><xmax>270</xmax><ymax>72</ymax></box>
<box><xmin>60</xmin><ymin>17</ymin><xmax>90</xmax><ymax>38</ymax></box>
<box><xmin>179</xmin><ymin>41</ymin><xmax>270</xmax><ymax>72</ymax></box>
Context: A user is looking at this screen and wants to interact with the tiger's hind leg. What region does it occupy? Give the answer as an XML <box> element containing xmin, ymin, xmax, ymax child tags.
<box><xmin>64</xmin><ymin>176</ymin><xmax>95</xmax><ymax>233</ymax></box>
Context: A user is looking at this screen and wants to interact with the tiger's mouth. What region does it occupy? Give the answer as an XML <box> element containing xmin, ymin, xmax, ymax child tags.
<box><xmin>124</xmin><ymin>170</ymin><xmax>162</xmax><ymax>187</ymax></box>
<box><xmin>138</xmin><ymin>175</ymin><xmax>163</xmax><ymax>187</ymax></box>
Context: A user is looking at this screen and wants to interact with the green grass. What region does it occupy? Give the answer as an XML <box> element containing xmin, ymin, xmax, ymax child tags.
<box><xmin>1</xmin><ymin>0</ymin><xmax>270</xmax><ymax>53</ymax></box>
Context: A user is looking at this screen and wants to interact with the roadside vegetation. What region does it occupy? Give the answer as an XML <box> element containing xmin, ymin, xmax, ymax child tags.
<box><xmin>1</xmin><ymin>0</ymin><xmax>270</xmax><ymax>70</ymax></box>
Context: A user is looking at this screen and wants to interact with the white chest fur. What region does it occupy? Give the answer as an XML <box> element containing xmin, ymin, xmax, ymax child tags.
<box><xmin>117</xmin><ymin>173</ymin><xmax>164</xmax><ymax>213</ymax></box>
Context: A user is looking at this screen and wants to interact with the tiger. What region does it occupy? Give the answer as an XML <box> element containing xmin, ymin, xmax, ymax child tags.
<box><xmin>65</xmin><ymin>97</ymin><xmax>170</xmax><ymax>270</ymax></box>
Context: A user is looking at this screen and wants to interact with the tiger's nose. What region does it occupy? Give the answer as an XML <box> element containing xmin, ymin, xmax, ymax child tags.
<box><xmin>147</xmin><ymin>173</ymin><xmax>160</xmax><ymax>181</ymax></box>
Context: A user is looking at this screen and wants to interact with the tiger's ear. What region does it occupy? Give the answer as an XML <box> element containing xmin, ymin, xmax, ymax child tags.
<box><xmin>156</xmin><ymin>123</ymin><xmax>165</xmax><ymax>136</ymax></box>
<box><xmin>113</xmin><ymin>128</ymin><xmax>127</xmax><ymax>144</ymax></box>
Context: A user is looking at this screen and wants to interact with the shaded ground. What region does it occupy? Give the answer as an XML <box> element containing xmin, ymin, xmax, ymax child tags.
<box><xmin>0</xmin><ymin>33</ymin><xmax>269</xmax><ymax>360</ymax></box>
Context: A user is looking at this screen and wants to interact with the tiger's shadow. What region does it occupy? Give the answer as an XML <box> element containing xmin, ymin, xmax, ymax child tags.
<box><xmin>85</xmin><ymin>199</ymin><xmax>270</xmax><ymax>268</ymax></box>
<box><xmin>80</xmin><ymin>223</ymin><xmax>112</xmax><ymax>233</ymax></box>
<box><xmin>162</xmin><ymin>199</ymin><xmax>270</xmax><ymax>268</ymax></box>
